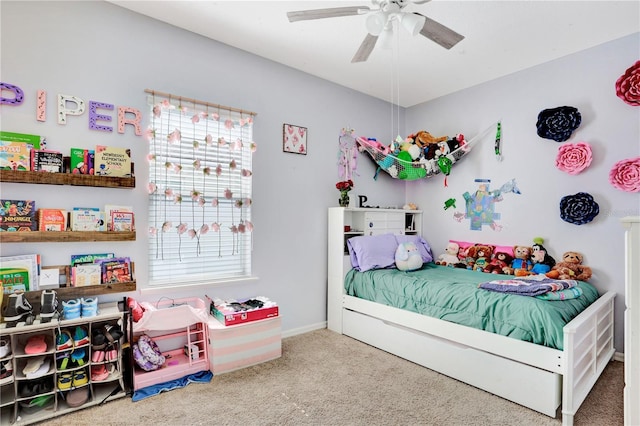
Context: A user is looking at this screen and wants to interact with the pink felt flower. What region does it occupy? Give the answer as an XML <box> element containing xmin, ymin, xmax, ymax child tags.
<box><xmin>609</xmin><ymin>157</ymin><xmax>640</xmax><ymax>192</ymax></box>
<box><xmin>177</xmin><ymin>223</ymin><xmax>188</xmax><ymax>235</ymax></box>
<box><xmin>555</xmin><ymin>142</ymin><xmax>593</xmax><ymax>175</ymax></box>
<box><xmin>616</xmin><ymin>60</ymin><xmax>640</xmax><ymax>106</ymax></box>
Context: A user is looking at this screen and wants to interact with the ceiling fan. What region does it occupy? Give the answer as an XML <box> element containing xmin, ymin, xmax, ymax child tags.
<box><xmin>287</xmin><ymin>0</ymin><xmax>464</xmax><ymax>63</ymax></box>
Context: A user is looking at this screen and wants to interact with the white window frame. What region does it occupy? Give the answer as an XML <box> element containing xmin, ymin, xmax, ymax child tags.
<box><xmin>146</xmin><ymin>94</ymin><xmax>255</xmax><ymax>288</ymax></box>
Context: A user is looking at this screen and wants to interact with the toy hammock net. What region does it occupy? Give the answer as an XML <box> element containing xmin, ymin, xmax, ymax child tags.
<box><xmin>356</xmin><ymin>123</ymin><xmax>496</xmax><ymax>181</ymax></box>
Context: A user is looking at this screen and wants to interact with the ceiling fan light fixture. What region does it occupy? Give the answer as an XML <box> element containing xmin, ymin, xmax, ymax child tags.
<box><xmin>401</xmin><ymin>13</ymin><xmax>426</xmax><ymax>36</ymax></box>
<box><xmin>365</xmin><ymin>12</ymin><xmax>387</xmax><ymax>36</ymax></box>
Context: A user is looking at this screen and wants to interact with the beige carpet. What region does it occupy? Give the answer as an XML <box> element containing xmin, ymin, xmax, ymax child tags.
<box><xmin>40</xmin><ymin>329</ymin><xmax>623</xmax><ymax>426</ymax></box>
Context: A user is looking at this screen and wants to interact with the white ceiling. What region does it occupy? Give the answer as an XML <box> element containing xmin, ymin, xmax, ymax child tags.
<box><xmin>108</xmin><ymin>0</ymin><xmax>640</xmax><ymax>107</ymax></box>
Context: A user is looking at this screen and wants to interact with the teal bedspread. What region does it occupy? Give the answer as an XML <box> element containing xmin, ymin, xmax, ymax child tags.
<box><xmin>344</xmin><ymin>263</ymin><xmax>599</xmax><ymax>350</ymax></box>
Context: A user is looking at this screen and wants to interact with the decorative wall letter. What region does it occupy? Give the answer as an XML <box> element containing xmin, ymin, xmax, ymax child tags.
<box><xmin>118</xmin><ymin>106</ymin><xmax>142</xmax><ymax>136</ymax></box>
<box><xmin>0</xmin><ymin>82</ymin><xmax>24</xmax><ymax>105</ymax></box>
<box><xmin>37</xmin><ymin>90</ymin><xmax>47</xmax><ymax>122</ymax></box>
<box><xmin>89</xmin><ymin>101</ymin><xmax>114</xmax><ymax>132</ymax></box>
<box><xmin>57</xmin><ymin>94</ymin><xmax>85</xmax><ymax>125</ymax></box>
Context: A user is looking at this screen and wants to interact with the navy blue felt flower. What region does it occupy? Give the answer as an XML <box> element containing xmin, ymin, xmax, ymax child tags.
<box><xmin>536</xmin><ymin>106</ymin><xmax>582</xmax><ymax>142</ymax></box>
<box><xmin>559</xmin><ymin>192</ymin><xmax>599</xmax><ymax>225</ymax></box>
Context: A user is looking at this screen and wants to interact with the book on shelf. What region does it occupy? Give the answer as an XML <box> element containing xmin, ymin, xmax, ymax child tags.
<box><xmin>37</xmin><ymin>208</ymin><xmax>68</xmax><ymax>231</ymax></box>
<box><xmin>71</xmin><ymin>263</ymin><xmax>101</xmax><ymax>287</ymax></box>
<box><xmin>0</xmin><ymin>131</ymin><xmax>43</xmax><ymax>171</ymax></box>
<box><xmin>94</xmin><ymin>145</ymin><xmax>131</xmax><ymax>177</ymax></box>
<box><xmin>0</xmin><ymin>254</ymin><xmax>40</xmax><ymax>293</ymax></box>
<box><xmin>70</xmin><ymin>253</ymin><xmax>114</xmax><ymax>266</ymax></box>
<box><xmin>97</xmin><ymin>256</ymin><xmax>132</xmax><ymax>283</ymax></box>
<box><xmin>70</xmin><ymin>148</ymin><xmax>95</xmax><ymax>175</ymax></box>
<box><xmin>0</xmin><ymin>131</ymin><xmax>42</xmax><ymax>149</ymax></box>
<box><xmin>0</xmin><ymin>141</ymin><xmax>32</xmax><ymax>171</ymax></box>
<box><xmin>104</xmin><ymin>204</ymin><xmax>133</xmax><ymax>231</ymax></box>
<box><xmin>111</xmin><ymin>211</ymin><xmax>134</xmax><ymax>232</ymax></box>
<box><xmin>70</xmin><ymin>207</ymin><xmax>105</xmax><ymax>231</ymax></box>
<box><xmin>0</xmin><ymin>199</ymin><xmax>37</xmax><ymax>231</ymax></box>
<box><xmin>31</xmin><ymin>150</ymin><xmax>64</xmax><ymax>172</ymax></box>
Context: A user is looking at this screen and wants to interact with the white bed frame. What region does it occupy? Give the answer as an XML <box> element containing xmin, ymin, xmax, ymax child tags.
<box><xmin>328</xmin><ymin>257</ymin><xmax>615</xmax><ymax>425</ymax></box>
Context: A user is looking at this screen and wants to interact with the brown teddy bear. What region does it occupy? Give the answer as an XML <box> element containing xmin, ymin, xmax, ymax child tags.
<box><xmin>466</xmin><ymin>244</ymin><xmax>493</xmax><ymax>272</ymax></box>
<box><xmin>483</xmin><ymin>251</ymin><xmax>513</xmax><ymax>274</ymax></box>
<box><xmin>504</xmin><ymin>245</ymin><xmax>532</xmax><ymax>275</ymax></box>
<box><xmin>408</xmin><ymin>130</ymin><xmax>449</xmax><ymax>160</ymax></box>
<box><xmin>546</xmin><ymin>251</ymin><xmax>592</xmax><ymax>281</ymax></box>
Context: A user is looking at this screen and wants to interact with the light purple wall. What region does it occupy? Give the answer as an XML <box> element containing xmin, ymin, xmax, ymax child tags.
<box><xmin>0</xmin><ymin>0</ymin><xmax>405</xmax><ymax>334</ymax></box>
<box><xmin>405</xmin><ymin>33</ymin><xmax>640</xmax><ymax>351</ymax></box>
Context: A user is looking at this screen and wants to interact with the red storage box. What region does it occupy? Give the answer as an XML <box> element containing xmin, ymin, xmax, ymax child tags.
<box><xmin>207</xmin><ymin>296</ymin><xmax>279</xmax><ymax>326</ymax></box>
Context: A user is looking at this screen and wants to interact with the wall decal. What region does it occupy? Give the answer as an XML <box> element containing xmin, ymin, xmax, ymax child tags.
<box><xmin>462</xmin><ymin>178</ymin><xmax>521</xmax><ymax>231</ymax></box>
<box><xmin>118</xmin><ymin>106</ymin><xmax>142</xmax><ymax>135</ymax></box>
<box><xmin>559</xmin><ymin>192</ymin><xmax>599</xmax><ymax>225</ymax></box>
<box><xmin>36</xmin><ymin>90</ymin><xmax>46</xmax><ymax>121</ymax></box>
<box><xmin>57</xmin><ymin>94</ymin><xmax>85</xmax><ymax>125</ymax></box>
<box><xmin>89</xmin><ymin>101</ymin><xmax>114</xmax><ymax>132</ymax></box>
<box><xmin>609</xmin><ymin>157</ymin><xmax>640</xmax><ymax>192</ymax></box>
<box><xmin>536</xmin><ymin>106</ymin><xmax>581</xmax><ymax>142</ymax></box>
<box><xmin>615</xmin><ymin>60</ymin><xmax>640</xmax><ymax>106</ymax></box>
<box><xmin>555</xmin><ymin>141</ymin><xmax>593</xmax><ymax>175</ymax></box>
<box><xmin>0</xmin><ymin>82</ymin><xmax>24</xmax><ymax>105</ymax></box>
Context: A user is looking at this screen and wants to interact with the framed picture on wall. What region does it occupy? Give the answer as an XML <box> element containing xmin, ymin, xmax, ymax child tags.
<box><xmin>283</xmin><ymin>123</ymin><xmax>307</xmax><ymax>155</ymax></box>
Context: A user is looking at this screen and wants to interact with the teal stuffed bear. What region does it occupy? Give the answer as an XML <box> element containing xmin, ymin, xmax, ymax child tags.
<box><xmin>395</xmin><ymin>241</ymin><xmax>423</xmax><ymax>271</ymax></box>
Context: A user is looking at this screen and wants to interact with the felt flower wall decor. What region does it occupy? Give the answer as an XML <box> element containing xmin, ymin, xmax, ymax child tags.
<box><xmin>536</xmin><ymin>106</ymin><xmax>582</xmax><ymax>142</ymax></box>
<box><xmin>615</xmin><ymin>60</ymin><xmax>640</xmax><ymax>106</ymax></box>
<box><xmin>609</xmin><ymin>157</ymin><xmax>640</xmax><ymax>192</ymax></box>
<box><xmin>559</xmin><ymin>192</ymin><xmax>600</xmax><ymax>225</ymax></box>
<box><xmin>555</xmin><ymin>142</ymin><xmax>593</xmax><ymax>175</ymax></box>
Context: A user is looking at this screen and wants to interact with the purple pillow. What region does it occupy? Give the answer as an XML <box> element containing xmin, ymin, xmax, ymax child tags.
<box><xmin>347</xmin><ymin>234</ymin><xmax>398</xmax><ymax>272</ymax></box>
<box><xmin>395</xmin><ymin>235</ymin><xmax>434</xmax><ymax>263</ymax></box>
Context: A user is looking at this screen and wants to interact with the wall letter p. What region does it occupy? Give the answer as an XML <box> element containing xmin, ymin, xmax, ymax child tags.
<box><xmin>57</xmin><ymin>94</ymin><xmax>85</xmax><ymax>125</ymax></box>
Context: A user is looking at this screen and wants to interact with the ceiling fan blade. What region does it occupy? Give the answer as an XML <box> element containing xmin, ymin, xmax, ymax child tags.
<box><xmin>351</xmin><ymin>33</ymin><xmax>379</xmax><ymax>63</ymax></box>
<box><xmin>287</xmin><ymin>6</ymin><xmax>370</xmax><ymax>22</ymax></box>
<box><xmin>415</xmin><ymin>13</ymin><xmax>464</xmax><ymax>50</ymax></box>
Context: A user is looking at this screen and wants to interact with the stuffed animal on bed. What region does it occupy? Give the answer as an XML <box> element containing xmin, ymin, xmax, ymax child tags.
<box><xmin>467</xmin><ymin>244</ymin><xmax>493</xmax><ymax>272</ymax></box>
<box><xmin>483</xmin><ymin>251</ymin><xmax>513</xmax><ymax>274</ymax></box>
<box><xmin>504</xmin><ymin>245</ymin><xmax>533</xmax><ymax>275</ymax></box>
<box><xmin>395</xmin><ymin>241</ymin><xmax>423</xmax><ymax>271</ymax></box>
<box><xmin>436</xmin><ymin>242</ymin><xmax>460</xmax><ymax>266</ymax></box>
<box><xmin>546</xmin><ymin>251</ymin><xmax>592</xmax><ymax>281</ymax></box>
<box><xmin>528</xmin><ymin>241</ymin><xmax>556</xmax><ymax>275</ymax></box>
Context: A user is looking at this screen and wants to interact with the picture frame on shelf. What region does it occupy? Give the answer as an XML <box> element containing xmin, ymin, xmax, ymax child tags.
<box><xmin>283</xmin><ymin>123</ymin><xmax>307</xmax><ymax>155</ymax></box>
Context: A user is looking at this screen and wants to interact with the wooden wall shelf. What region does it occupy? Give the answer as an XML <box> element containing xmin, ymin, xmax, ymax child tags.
<box><xmin>0</xmin><ymin>231</ymin><xmax>136</xmax><ymax>243</ymax></box>
<box><xmin>0</xmin><ymin>169</ymin><xmax>135</xmax><ymax>188</ymax></box>
<box><xmin>0</xmin><ymin>264</ymin><xmax>136</xmax><ymax>313</ymax></box>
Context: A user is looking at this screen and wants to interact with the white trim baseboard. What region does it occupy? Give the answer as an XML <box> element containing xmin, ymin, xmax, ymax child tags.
<box><xmin>282</xmin><ymin>321</ymin><xmax>326</xmax><ymax>338</ymax></box>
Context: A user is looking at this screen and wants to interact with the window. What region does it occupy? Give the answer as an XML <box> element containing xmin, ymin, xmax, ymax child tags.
<box><xmin>146</xmin><ymin>92</ymin><xmax>255</xmax><ymax>287</ymax></box>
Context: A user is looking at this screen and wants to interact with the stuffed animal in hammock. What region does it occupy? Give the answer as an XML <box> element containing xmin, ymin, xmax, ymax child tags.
<box><xmin>395</xmin><ymin>242</ymin><xmax>423</xmax><ymax>272</ymax></box>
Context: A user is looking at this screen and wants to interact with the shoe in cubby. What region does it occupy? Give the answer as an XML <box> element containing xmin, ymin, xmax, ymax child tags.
<box><xmin>39</xmin><ymin>290</ymin><xmax>59</xmax><ymax>323</ymax></box>
<box><xmin>0</xmin><ymin>359</ymin><xmax>13</xmax><ymax>385</ymax></box>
